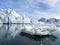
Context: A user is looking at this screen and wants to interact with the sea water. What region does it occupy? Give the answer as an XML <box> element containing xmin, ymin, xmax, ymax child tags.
<box><xmin>0</xmin><ymin>24</ymin><xmax>60</xmax><ymax>45</ymax></box>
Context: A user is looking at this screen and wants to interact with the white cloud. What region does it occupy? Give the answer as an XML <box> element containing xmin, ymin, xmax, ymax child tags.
<box><xmin>17</xmin><ymin>0</ymin><xmax>60</xmax><ymax>19</ymax></box>
<box><xmin>26</xmin><ymin>0</ymin><xmax>59</xmax><ymax>7</ymax></box>
<box><xmin>40</xmin><ymin>0</ymin><xmax>59</xmax><ymax>7</ymax></box>
<box><xmin>35</xmin><ymin>11</ymin><xmax>60</xmax><ymax>19</ymax></box>
<box><xmin>26</xmin><ymin>0</ymin><xmax>60</xmax><ymax>19</ymax></box>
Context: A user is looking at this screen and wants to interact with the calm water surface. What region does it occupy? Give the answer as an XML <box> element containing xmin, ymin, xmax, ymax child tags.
<box><xmin>0</xmin><ymin>24</ymin><xmax>60</xmax><ymax>45</ymax></box>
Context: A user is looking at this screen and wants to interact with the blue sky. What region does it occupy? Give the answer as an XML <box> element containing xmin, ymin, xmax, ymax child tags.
<box><xmin>0</xmin><ymin>0</ymin><xmax>60</xmax><ymax>20</ymax></box>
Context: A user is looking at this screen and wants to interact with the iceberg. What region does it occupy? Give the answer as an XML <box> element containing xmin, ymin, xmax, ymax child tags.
<box><xmin>0</xmin><ymin>9</ymin><xmax>31</xmax><ymax>23</ymax></box>
<box><xmin>22</xmin><ymin>25</ymin><xmax>50</xmax><ymax>35</ymax></box>
<box><xmin>0</xmin><ymin>9</ymin><xmax>58</xmax><ymax>36</ymax></box>
<box><xmin>22</xmin><ymin>22</ymin><xmax>57</xmax><ymax>35</ymax></box>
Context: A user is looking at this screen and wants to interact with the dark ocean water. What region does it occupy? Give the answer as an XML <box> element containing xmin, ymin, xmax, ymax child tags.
<box><xmin>0</xmin><ymin>24</ymin><xmax>60</xmax><ymax>45</ymax></box>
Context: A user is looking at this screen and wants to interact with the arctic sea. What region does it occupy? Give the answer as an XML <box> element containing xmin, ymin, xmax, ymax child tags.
<box><xmin>0</xmin><ymin>24</ymin><xmax>60</xmax><ymax>45</ymax></box>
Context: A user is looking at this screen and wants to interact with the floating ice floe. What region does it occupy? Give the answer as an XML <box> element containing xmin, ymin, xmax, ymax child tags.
<box><xmin>21</xmin><ymin>24</ymin><xmax>57</xmax><ymax>36</ymax></box>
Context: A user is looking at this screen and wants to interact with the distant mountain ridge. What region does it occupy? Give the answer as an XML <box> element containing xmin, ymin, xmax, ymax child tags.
<box><xmin>38</xmin><ymin>18</ymin><xmax>59</xmax><ymax>23</ymax></box>
<box><xmin>38</xmin><ymin>18</ymin><xmax>46</xmax><ymax>22</ymax></box>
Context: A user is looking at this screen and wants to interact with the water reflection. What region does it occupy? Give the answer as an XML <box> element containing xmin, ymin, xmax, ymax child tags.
<box><xmin>20</xmin><ymin>32</ymin><xmax>57</xmax><ymax>41</ymax></box>
<box><xmin>20</xmin><ymin>32</ymin><xmax>57</xmax><ymax>45</ymax></box>
<box><xmin>0</xmin><ymin>24</ymin><xmax>59</xmax><ymax>45</ymax></box>
<box><xmin>0</xmin><ymin>24</ymin><xmax>23</xmax><ymax>40</ymax></box>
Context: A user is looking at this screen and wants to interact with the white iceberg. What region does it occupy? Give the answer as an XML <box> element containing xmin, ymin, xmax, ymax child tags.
<box><xmin>22</xmin><ymin>23</ymin><xmax>57</xmax><ymax>35</ymax></box>
<box><xmin>0</xmin><ymin>9</ymin><xmax>31</xmax><ymax>23</ymax></box>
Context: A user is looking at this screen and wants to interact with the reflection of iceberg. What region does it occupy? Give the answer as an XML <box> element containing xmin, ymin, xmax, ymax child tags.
<box><xmin>20</xmin><ymin>32</ymin><xmax>57</xmax><ymax>41</ymax></box>
<box><xmin>0</xmin><ymin>23</ymin><xmax>58</xmax><ymax>40</ymax></box>
<box><xmin>0</xmin><ymin>24</ymin><xmax>23</xmax><ymax>40</ymax></box>
<box><xmin>8</xmin><ymin>24</ymin><xmax>23</xmax><ymax>38</ymax></box>
<box><xmin>20</xmin><ymin>32</ymin><xmax>57</xmax><ymax>45</ymax></box>
<box><xmin>0</xmin><ymin>24</ymin><xmax>8</xmax><ymax>39</ymax></box>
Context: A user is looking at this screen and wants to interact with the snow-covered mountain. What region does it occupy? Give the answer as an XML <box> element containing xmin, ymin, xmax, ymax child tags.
<box><xmin>38</xmin><ymin>18</ymin><xmax>46</xmax><ymax>22</ymax></box>
<box><xmin>46</xmin><ymin>18</ymin><xmax>58</xmax><ymax>23</ymax></box>
<box><xmin>0</xmin><ymin>9</ymin><xmax>30</xmax><ymax>23</ymax></box>
<box><xmin>38</xmin><ymin>18</ymin><xmax>59</xmax><ymax>23</ymax></box>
